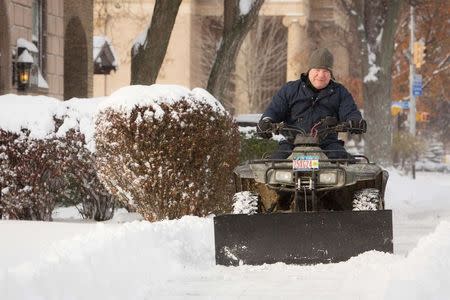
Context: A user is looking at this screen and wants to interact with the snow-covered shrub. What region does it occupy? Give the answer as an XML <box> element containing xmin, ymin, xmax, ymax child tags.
<box><xmin>415</xmin><ymin>138</ymin><xmax>450</xmax><ymax>173</ymax></box>
<box><xmin>0</xmin><ymin>129</ymin><xmax>67</xmax><ymax>220</ymax></box>
<box><xmin>392</xmin><ymin>132</ymin><xmax>425</xmax><ymax>169</ymax></box>
<box><xmin>95</xmin><ymin>85</ymin><xmax>240</xmax><ymax>221</ymax></box>
<box><xmin>61</xmin><ymin>130</ymin><xmax>116</xmax><ymax>221</ymax></box>
<box><xmin>0</xmin><ymin>95</ymin><xmax>116</xmax><ymax>221</ymax></box>
<box><xmin>0</xmin><ymin>128</ymin><xmax>116</xmax><ymax>221</ymax></box>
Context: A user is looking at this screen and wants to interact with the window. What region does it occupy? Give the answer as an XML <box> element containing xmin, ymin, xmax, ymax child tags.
<box><xmin>30</xmin><ymin>0</ymin><xmax>47</xmax><ymax>89</ymax></box>
<box><xmin>32</xmin><ymin>0</ymin><xmax>43</xmax><ymax>69</ymax></box>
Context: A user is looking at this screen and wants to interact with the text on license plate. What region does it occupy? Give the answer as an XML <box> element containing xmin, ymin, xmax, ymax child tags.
<box><xmin>293</xmin><ymin>155</ymin><xmax>320</xmax><ymax>170</ymax></box>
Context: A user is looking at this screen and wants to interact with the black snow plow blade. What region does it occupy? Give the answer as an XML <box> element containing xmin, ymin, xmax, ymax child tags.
<box><xmin>214</xmin><ymin>210</ymin><xmax>393</xmax><ymax>266</ymax></box>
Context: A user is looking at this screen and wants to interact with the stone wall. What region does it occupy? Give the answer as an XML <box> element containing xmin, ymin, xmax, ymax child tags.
<box><xmin>0</xmin><ymin>0</ymin><xmax>11</xmax><ymax>94</ymax></box>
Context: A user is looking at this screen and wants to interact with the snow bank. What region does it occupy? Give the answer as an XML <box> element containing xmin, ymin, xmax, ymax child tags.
<box><xmin>385</xmin><ymin>169</ymin><xmax>450</xmax><ymax>213</ymax></box>
<box><xmin>2</xmin><ymin>217</ymin><xmax>450</xmax><ymax>299</ymax></box>
<box><xmin>2</xmin><ymin>217</ymin><xmax>214</xmax><ymax>300</ymax></box>
<box><xmin>384</xmin><ymin>221</ymin><xmax>450</xmax><ymax>299</ymax></box>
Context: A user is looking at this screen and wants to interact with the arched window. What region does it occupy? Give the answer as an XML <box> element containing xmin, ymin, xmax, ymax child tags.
<box><xmin>29</xmin><ymin>0</ymin><xmax>48</xmax><ymax>89</ymax></box>
<box><xmin>32</xmin><ymin>0</ymin><xmax>46</xmax><ymax>72</ymax></box>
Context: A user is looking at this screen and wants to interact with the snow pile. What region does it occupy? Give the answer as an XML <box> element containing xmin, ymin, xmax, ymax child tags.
<box><xmin>2</xmin><ymin>217</ymin><xmax>214</xmax><ymax>300</ymax></box>
<box><xmin>1</xmin><ymin>171</ymin><xmax>450</xmax><ymax>298</ymax></box>
<box><xmin>384</xmin><ymin>221</ymin><xmax>450</xmax><ymax>299</ymax></box>
<box><xmin>385</xmin><ymin>169</ymin><xmax>450</xmax><ymax>214</ymax></box>
<box><xmin>1</xmin><ymin>218</ymin><xmax>450</xmax><ymax>299</ymax></box>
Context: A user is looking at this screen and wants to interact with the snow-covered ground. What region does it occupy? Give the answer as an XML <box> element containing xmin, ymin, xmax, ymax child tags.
<box><xmin>1</xmin><ymin>170</ymin><xmax>450</xmax><ymax>299</ymax></box>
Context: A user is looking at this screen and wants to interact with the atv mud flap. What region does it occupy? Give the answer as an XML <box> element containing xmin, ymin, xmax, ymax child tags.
<box><xmin>214</xmin><ymin>210</ymin><xmax>393</xmax><ymax>266</ymax></box>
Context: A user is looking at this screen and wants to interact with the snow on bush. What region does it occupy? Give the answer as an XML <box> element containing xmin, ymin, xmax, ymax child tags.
<box><xmin>95</xmin><ymin>85</ymin><xmax>240</xmax><ymax>221</ymax></box>
<box><xmin>0</xmin><ymin>129</ymin><xmax>67</xmax><ymax>220</ymax></box>
<box><xmin>0</xmin><ymin>95</ymin><xmax>115</xmax><ymax>221</ymax></box>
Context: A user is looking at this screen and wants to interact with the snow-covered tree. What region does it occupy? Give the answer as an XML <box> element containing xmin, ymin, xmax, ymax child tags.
<box><xmin>392</xmin><ymin>0</ymin><xmax>450</xmax><ymax>146</ymax></box>
<box><xmin>340</xmin><ymin>0</ymin><xmax>402</xmax><ymax>165</ymax></box>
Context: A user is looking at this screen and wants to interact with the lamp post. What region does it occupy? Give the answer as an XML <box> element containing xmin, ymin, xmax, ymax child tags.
<box><xmin>16</xmin><ymin>49</ymin><xmax>33</xmax><ymax>91</ymax></box>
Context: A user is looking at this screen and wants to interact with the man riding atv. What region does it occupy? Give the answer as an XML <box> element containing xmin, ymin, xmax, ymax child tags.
<box><xmin>213</xmin><ymin>48</ymin><xmax>392</xmax><ymax>266</ymax></box>
<box><xmin>257</xmin><ymin>47</ymin><xmax>367</xmax><ymax>159</ymax></box>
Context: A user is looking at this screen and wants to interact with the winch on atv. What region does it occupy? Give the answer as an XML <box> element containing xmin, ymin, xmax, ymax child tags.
<box><xmin>214</xmin><ymin>117</ymin><xmax>393</xmax><ymax>266</ymax></box>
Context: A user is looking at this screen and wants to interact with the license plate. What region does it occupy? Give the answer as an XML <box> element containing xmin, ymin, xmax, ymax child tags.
<box><xmin>293</xmin><ymin>155</ymin><xmax>320</xmax><ymax>171</ymax></box>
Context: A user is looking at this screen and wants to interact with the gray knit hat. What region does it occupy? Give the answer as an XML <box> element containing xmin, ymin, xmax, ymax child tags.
<box><xmin>308</xmin><ymin>48</ymin><xmax>334</xmax><ymax>71</ymax></box>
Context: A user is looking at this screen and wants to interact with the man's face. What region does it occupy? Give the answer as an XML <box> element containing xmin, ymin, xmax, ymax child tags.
<box><xmin>308</xmin><ymin>68</ymin><xmax>331</xmax><ymax>89</ymax></box>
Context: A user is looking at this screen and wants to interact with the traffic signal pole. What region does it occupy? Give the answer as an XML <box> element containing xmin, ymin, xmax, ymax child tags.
<box><xmin>409</xmin><ymin>5</ymin><xmax>416</xmax><ymax>136</ymax></box>
<box><xmin>409</xmin><ymin>5</ymin><xmax>417</xmax><ymax>179</ymax></box>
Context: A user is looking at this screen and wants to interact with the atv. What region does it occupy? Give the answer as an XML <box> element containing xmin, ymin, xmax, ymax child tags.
<box><xmin>214</xmin><ymin>117</ymin><xmax>393</xmax><ymax>266</ymax></box>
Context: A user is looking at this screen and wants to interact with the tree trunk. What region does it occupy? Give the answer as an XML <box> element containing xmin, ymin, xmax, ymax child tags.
<box><xmin>341</xmin><ymin>0</ymin><xmax>403</xmax><ymax>165</ymax></box>
<box><xmin>130</xmin><ymin>0</ymin><xmax>182</xmax><ymax>85</ymax></box>
<box><xmin>362</xmin><ymin>0</ymin><xmax>402</xmax><ymax>166</ymax></box>
<box><xmin>207</xmin><ymin>0</ymin><xmax>265</xmax><ymax>105</ymax></box>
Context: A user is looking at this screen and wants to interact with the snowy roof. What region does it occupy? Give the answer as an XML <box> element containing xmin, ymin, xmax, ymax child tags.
<box><xmin>16</xmin><ymin>38</ymin><xmax>38</xmax><ymax>53</ymax></box>
<box><xmin>93</xmin><ymin>36</ymin><xmax>119</xmax><ymax>71</ymax></box>
<box><xmin>16</xmin><ymin>49</ymin><xmax>34</xmax><ymax>64</ymax></box>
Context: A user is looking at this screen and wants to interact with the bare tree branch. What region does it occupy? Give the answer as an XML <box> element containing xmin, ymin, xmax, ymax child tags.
<box><xmin>207</xmin><ymin>0</ymin><xmax>265</xmax><ymax>106</ymax></box>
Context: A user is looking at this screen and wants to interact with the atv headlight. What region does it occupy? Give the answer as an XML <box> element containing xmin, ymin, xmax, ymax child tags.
<box><xmin>319</xmin><ymin>171</ymin><xmax>338</xmax><ymax>184</ymax></box>
<box><xmin>274</xmin><ymin>170</ymin><xmax>293</xmax><ymax>183</ymax></box>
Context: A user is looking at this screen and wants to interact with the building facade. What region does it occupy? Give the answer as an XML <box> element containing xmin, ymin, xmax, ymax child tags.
<box><xmin>0</xmin><ymin>0</ymin><xmax>92</xmax><ymax>100</ymax></box>
<box><xmin>92</xmin><ymin>0</ymin><xmax>350</xmax><ymax>113</ymax></box>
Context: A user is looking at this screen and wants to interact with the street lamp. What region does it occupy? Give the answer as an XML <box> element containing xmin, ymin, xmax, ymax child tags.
<box><xmin>16</xmin><ymin>48</ymin><xmax>34</xmax><ymax>91</ymax></box>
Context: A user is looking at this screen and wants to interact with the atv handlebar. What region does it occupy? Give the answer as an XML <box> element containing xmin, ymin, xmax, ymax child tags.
<box><xmin>270</xmin><ymin>119</ymin><xmax>357</xmax><ymax>138</ymax></box>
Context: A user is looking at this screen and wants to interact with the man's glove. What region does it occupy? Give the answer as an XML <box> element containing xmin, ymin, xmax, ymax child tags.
<box><xmin>257</xmin><ymin>118</ymin><xmax>273</xmax><ymax>139</ymax></box>
<box><xmin>348</xmin><ymin>119</ymin><xmax>367</xmax><ymax>134</ymax></box>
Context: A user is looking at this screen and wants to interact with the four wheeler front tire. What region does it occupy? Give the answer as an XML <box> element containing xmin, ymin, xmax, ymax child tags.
<box><xmin>232</xmin><ymin>191</ymin><xmax>260</xmax><ymax>215</ymax></box>
<box><xmin>352</xmin><ymin>188</ymin><xmax>383</xmax><ymax>211</ymax></box>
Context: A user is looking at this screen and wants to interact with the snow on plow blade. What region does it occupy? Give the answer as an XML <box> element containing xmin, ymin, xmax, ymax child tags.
<box><xmin>214</xmin><ymin>210</ymin><xmax>393</xmax><ymax>266</ymax></box>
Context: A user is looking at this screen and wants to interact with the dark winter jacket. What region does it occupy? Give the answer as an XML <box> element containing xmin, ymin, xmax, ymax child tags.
<box><xmin>262</xmin><ymin>73</ymin><xmax>362</xmax><ymax>146</ymax></box>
